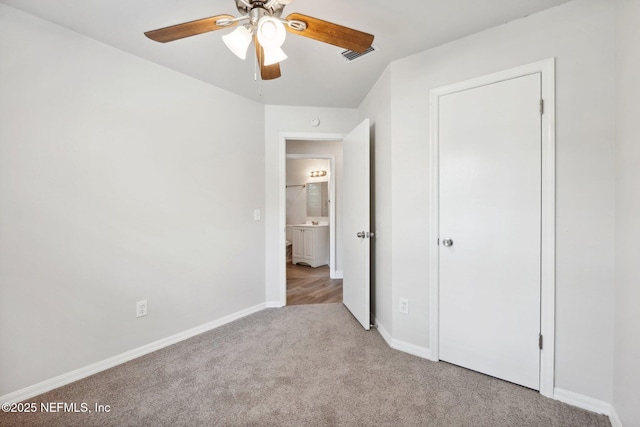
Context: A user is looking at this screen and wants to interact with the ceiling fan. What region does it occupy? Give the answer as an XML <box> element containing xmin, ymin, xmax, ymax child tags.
<box><xmin>144</xmin><ymin>0</ymin><xmax>375</xmax><ymax>80</ymax></box>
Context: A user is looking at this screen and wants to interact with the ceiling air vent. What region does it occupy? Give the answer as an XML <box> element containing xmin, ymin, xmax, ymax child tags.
<box><xmin>339</xmin><ymin>44</ymin><xmax>380</xmax><ymax>63</ymax></box>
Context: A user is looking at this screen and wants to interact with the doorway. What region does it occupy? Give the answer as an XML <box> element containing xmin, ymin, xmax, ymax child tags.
<box><xmin>283</xmin><ymin>140</ymin><xmax>342</xmax><ymax>306</ymax></box>
<box><xmin>429</xmin><ymin>59</ymin><xmax>556</xmax><ymax>396</ymax></box>
<box><xmin>285</xmin><ymin>153</ymin><xmax>342</xmax><ymax>305</ymax></box>
<box><xmin>277</xmin><ymin>120</ymin><xmax>372</xmax><ymax>330</ymax></box>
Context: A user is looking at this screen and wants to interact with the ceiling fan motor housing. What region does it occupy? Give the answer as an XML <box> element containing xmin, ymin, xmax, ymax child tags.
<box><xmin>235</xmin><ymin>0</ymin><xmax>285</xmax><ymax>17</ymax></box>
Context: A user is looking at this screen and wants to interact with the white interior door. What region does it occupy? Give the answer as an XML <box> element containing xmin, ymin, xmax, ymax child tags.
<box><xmin>342</xmin><ymin>119</ymin><xmax>371</xmax><ymax>330</ymax></box>
<box><xmin>439</xmin><ymin>74</ymin><xmax>542</xmax><ymax>390</ymax></box>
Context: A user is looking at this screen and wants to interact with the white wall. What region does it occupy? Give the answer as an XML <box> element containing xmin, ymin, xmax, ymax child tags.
<box><xmin>613</xmin><ymin>0</ymin><xmax>640</xmax><ymax>425</ymax></box>
<box><xmin>358</xmin><ymin>67</ymin><xmax>393</xmax><ymax>333</ymax></box>
<box><xmin>363</xmin><ymin>0</ymin><xmax>615</xmax><ymax>402</ymax></box>
<box><xmin>264</xmin><ymin>106</ymin><xmax>358</xmax><ymax>304</ymax></box>
<box><xmin>0</xmin><ymin>5</ymin><xmax>265</xmax><ymax>396</ymax></box>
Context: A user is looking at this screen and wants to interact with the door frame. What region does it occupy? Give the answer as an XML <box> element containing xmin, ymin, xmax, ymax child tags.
<box><xmin>428</xmin><ymin>58</ymin><xmax>556</xmax><ymax>397</ymax></box>
<box><xmin>278</xmin><ymin>132</ymin><xmax>345</xmax><ymax>307</ymax></box>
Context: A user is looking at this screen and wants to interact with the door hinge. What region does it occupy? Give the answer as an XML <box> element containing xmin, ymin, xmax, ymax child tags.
<box><xmin>539</xmin><ymin>334</ymin><xmax>543</xmax><ymax>350</ymax></box>
<box><xmin>540</xmin><ymin>99</ymin><xmax>544</xmax><ymax>115</ymax></box>
<box><xmin>437</xmin><ymin>238</ymin><xmax>440</xmax><ymax>246</ymax></box>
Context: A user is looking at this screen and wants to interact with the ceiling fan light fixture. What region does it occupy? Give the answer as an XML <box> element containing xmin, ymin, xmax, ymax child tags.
<box><xmin>144</xmin><ymin>1</ymin><xmax>376</xmax><ymax>81</ymax></box>
<box><xmin>263</xmin><ymin>46</ymin><xmax>288</xmax><ymax>66</ymax></box>
<box><xmin>222</xmin><ymin>25</ymin><xmax>253</xmax><ymax>60</ymax></box>
<box><xmin>257</xmin><ymin>16</ymin><xmax>286</xmax><ymax>49</ymax></box>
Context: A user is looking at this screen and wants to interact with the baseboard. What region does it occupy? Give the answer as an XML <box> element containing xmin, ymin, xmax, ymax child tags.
<box><xmin>265</xmin><ymin>301</ymin><xmax>284</xmax><ymax>308</ymax></box>
<box><xmin>372</xmin><ymin>315</ymin><xmax>433</xmax><ymax>361</ymax></box>
<box><xmin>373</xmin><ymin>316</ymin><xmax>392</xmax><ymax>346</ymax></box>
<box><xmin>553</xmin><ymin>388</ymin><xmax>611</xmax><ymax>416</ymax></box>
<box><xmin>391</xmin><ymin>338</ymin><xmax>433</xmax><ymax>360</ymax></box>
<box><xmin>332</xmin><ymin>269</ymin><xmax>343</xmax><ymax>279</ymax></box>
<box><xmin>608</xmin><ymin>404</ymin><xmax>623</xmax><ymax>427</ymax></box>
<box><xmin>0</xmin><ymin>303</ymin><xmax>267</xmax><ymax>404</ymax></box>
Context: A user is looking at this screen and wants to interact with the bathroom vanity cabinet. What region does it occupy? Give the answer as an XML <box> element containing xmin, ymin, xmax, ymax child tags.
<box><xmin>292</xmin><ymin>225</ymin><xmax>329</xmax><ymax>268</ymax></box>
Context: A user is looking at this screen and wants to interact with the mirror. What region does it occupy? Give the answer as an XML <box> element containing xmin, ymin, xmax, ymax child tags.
<box><xmin>306</xmin><ymin>182</ymin><xmax>329</xmax><ymax>217</ymax></box>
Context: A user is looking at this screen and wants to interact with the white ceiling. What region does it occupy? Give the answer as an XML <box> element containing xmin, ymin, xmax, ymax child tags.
<box><xmin>1</xmin><ymin>0</ymin><xmax>571</xmax><ymax>107</ymax></box>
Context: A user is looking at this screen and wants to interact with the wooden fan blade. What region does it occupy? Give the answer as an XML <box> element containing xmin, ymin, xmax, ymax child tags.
<box><xmin>254</xmin><ymin>38</ymin><xmax>282</xmax><ymax>80</ymax></box>
<box><xmin>285</xmin><ymin>13</ymin><xmax>374</xmax><ymax>53</ymax></box>
<box><xmin>145</xmin><ymin>14</ymin><xmax>237</xmax><ymax>43</ymax></box>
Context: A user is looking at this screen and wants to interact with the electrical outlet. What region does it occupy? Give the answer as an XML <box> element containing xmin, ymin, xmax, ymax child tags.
<box><xmin>254</xmin><ymin>209</ymin><xmax>261</xmax><ymax>221</ymax></box>
<box><xmin>136</xmin><ymin>300</ymin><xmax>147</xmax><ymax>318</ymax></box>
<box><xmin>399</xmin><ymin>298</ymin><xmax>409</xmax><ymax>314</ymax></box>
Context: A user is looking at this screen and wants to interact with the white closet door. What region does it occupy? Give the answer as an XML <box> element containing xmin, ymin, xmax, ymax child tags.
<box><xmin>439</xmin><ymin>73</ymin><xmax>542</xmax><ymax>390</ymax></box>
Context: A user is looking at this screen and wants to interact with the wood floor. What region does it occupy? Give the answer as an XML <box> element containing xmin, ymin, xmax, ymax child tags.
<box><xmin>286</xmin><ymin>262</ymin><xmax>343</xmax><ymax>305</ymax></box>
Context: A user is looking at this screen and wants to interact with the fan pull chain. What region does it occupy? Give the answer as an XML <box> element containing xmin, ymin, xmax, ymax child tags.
<box><xmin>253</xmin><ymin>52</ymin><xmax>262</xmax><ymax>96</ymax></box>
<box><xmin>254</xmin><ymin>51</ymin><xmax>258</xmax><ymax>82</ymax></box>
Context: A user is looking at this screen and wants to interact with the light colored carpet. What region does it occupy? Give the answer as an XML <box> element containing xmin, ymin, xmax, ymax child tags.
<box><xmin>2</xmin><ymin>304</ymin><xmax>610</xmax><ymax>426</ymax></box>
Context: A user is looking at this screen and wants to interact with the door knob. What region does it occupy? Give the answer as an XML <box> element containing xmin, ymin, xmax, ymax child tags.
<box><xmin>442</xmin><ymin>238</ymin><xmax>454</xmax><ymax>247</ymax></box>
<box><xmin>357</xmin><ymin>231</ymin><xmax>365</xmax><ymax>238</ymax></box>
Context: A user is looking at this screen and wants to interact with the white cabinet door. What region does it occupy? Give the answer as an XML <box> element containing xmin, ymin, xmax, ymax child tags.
<box><xmin>303</xmin><ymin>229</ymin><xmax>314</xmax><ymax>260</ymax></box>
<box><xmin>439</xmin><ymin>73</ymin><xmax>542</xmax><ymax>390</ymax></box>
<box><xmin>292</xmin><ymin>227</ymin><xmax>328</xmax><ymax>267</ymax></box>
<box><xmin>292</xmin><ymin>227</ymin><xmax>304</xmax><ymax>260</ymax></box>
